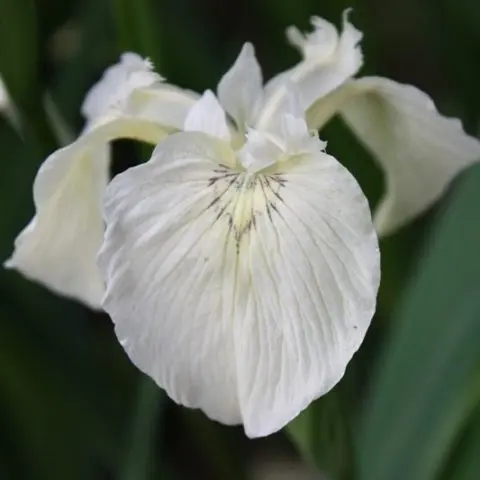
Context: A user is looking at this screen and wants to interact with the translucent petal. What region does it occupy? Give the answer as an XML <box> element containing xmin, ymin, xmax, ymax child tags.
<box><xmin>5</xmin><ymin>116</ymin><xmax>170</xmax><ymax>308</ymax></box>
<box><xmin>217</xmin><ymin>43</ymin><xmax>263</xmax><ymax>128</ymax></box>
<box><xmin>184</xmin><ymin>90</ymin><xmax>231</xmax><ymax>141</ymax></box>
<box><xmin>238</xmin><ymin>129</ymin><xmax>282</xmax><ymax>172</ymax></box>
<box><xmin>308</xmin><ymin>77</ymin><xmax>480</xmax><ymax>235</ymax></box>
<box><xmin>98</xmin><ymin>131</ymin><xmax>380</xmax><ymax>436</ymax></box>
<box><xmin>256</xmin><ymin>11</ymin><xmax>363</xmax><ymax>132</ymax></box>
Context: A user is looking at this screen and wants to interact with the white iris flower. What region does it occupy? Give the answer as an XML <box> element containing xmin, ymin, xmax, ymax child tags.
<box><xmin>5</xmin><ymin>9</ymin><xmax>477</xmax><ymax>437</ymax></box>
<box><xmin>97</xmin><ymin>73</ymin><xmax>380</xmax><ymax>438</ymax></box>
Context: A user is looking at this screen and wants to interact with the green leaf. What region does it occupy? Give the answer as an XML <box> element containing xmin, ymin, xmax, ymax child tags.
<box><xmin>357</xmin><ymin>165</ymin><xmax>480</xmax><ymax>480</ymax></box>
<box><xmin>445</xmin><ymin>401</ymin><xmax>480</xmax><ymax>480</ymax></box>
<box><xmin>0</xmin><ymin>0</ymin><xmax>37</xmax><ymax>103</ymax></box>
<box><xmin>110</xmin><ymin>0</ymin><xmax>163</xmax><ymax>67</ymax></box>
<box><xmin>287</xmin><ymin>388</ymin><xmax>353</xmax><ymax>480</ymax></box>
<box><xmin>0</xmin><ymin>0</ymin><xmax>57</xmax><ymax>155</ymax></box>
<box><xmin>120</xmin><ymin>377</ymin><xmax>166</xmax><ymax>480</ymax></box>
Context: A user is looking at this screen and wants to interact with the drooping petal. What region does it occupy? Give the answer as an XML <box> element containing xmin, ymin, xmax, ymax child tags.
<box><xmin>184</xmin><ymin>90</ymin><xmax>231</xmax><ymax>141</ymax></box>
<box><xmin>6</xmin><ymin>51</ymin><xmax>198</xmax><ymax>307</ymax></box>
<box><xmin>217</xmin><ymin>43</ymin><xmax>263</xmax><ymax>129</ymax></box>
<box><xmin>98</xmin><ymin>131</ymin><xmax>380</xmax><ymax>437</ymax></box>
<box><xmin>5</xmin><ymin>144</ymin><xmax>109</xmax><ymax>309</ymax></box>
<box><xmin>308</xmin><ymin>76</ymin><xmax>480</xmax><ymax>235</ymax></box>
<box><xmin>256</xmin><ymin>11</ymin><xmax>363</xmax><ymax>132</ymax></box>
<box><xmin>5</xmin><ymin>116</ymin><xmax>171</xmax><ymax>308</ymax></box>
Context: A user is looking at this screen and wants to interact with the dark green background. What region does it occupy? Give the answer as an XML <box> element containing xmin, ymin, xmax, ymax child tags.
<box><xmin>0</xmin><ymin>0</ymin><xmax>480</xmax><ymax>479</ymax></box>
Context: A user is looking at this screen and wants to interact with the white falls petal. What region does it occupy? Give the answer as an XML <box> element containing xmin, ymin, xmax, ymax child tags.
<box><xmin>5</xmin><ymin>116</ymin><xmax>170</xmax><ymax>308</ymax></box>
<box><xmin>233</xmin><ymin>151</ymin><xmax>379</xmax><ymax>437</ymax></box>
<box><xmin>308</xmin><ymin>77</ymin><xmax>480</xmax><ymax>235</ymax></box>
<box><xmin>217</xmin><ymin>43</ymin><xmax>263</xmax><ymax>129</ymax></box>
<box><xmin>99</xmin><ymin>132</ymin><xmax>240</xmax><ymax>422</ymax></box>
<box><xmin>98</xmin><ymin>131</ymin><xmax>380</xmax><ymax>437</ymax></box>
<box><xmin>184</xmin><ymin>90</ymin><xmax>231</xmax><ymax>141</ymax></box>
<box><xmin>256</xmin><ymin>11</ymin><xmax>363</xmax><ymax>132</ymax></box>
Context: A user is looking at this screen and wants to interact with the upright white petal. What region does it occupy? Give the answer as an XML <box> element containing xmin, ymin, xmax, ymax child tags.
<box><xmin>217</xmin><ymin>43</ymin><xmax>263</xmax><ymax>129</ymax></box>
<box><xmin>184</xmin><ymin>90</ymin><xmax>231</xmax><ymax>141</ymax></box>
<box><xmin>308</xmin><ymin>77</ymin><xmax>480</xmax><ymax>235</ymax></box>
<box><xmin>240</xmin><ymin>88</ymin><xmax>326</xmax><ymax>172</ymax></box>
<box><xmin>81</xmin><ymin>52</ymin><xmax>162</xmax><ymax>122</ymax></box>
<box><xmin>81</xmin><ymin>52</ymin><xmax>198</xmax><ymax>130</ymax></box>
<box><xmin>98</xmin><ymin>131</ymin><xmax>380</xmax><ymax>437</ymax></box>
<box><xmin>256</xmin><ymin>11</ymin><xmax>363</xmax><ymax>131</ymax></box>
<box><xmin>286</xmin><ymin>16</ymin><xmax>340</xmax><ymax>63</ymax></box>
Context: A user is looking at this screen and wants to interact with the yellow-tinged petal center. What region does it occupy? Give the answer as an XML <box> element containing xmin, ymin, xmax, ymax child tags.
<box><xmin>207</xmin><ymin>165</ymin><xmax>286</xmax><ymax>252</ymax></box>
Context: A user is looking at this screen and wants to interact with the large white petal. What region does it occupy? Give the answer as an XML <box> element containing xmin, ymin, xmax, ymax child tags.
<box><xmin>99</xmin><ymin>132</ymin><xmax>241</xmax><ymax>422</ymax></box>
<box><xmin>308</xmin><ymin>77</ymin><xmax>480</xmax><ymax>235</ymax></box>
<box><xmin>5</xmin><ymin>116</ymin><xmax>170</xmax><ymax>308</ymax></box>
<box><xmin>217</xmin><ymin>43</ymin><xmax>263</xmax><ymax>129</ymax></box>
<box><xmin>233</xmin><ymin>152</ymin><xmax>379</xmax><ymax>437</ymax></box>
<box><xmin>98</xmin><ymin>131</ymin><xmax>379</xmax><ymax>436</ymax></box>
<box><xmin>256</xmin><ymin>11</ymin><xmax>362</xmax><ymax>132</ymax></box>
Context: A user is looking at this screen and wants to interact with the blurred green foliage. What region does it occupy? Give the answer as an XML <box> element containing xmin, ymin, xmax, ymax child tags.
<box><xmin>0</xmin><ymin>0</ymin><xmax>479</xmax><ymax>479</ymax></box>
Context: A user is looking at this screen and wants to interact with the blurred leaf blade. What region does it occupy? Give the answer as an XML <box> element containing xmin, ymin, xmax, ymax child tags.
<box><xmin>358</xmin><ymin>165</ymin><xmax>480</xmax><ymax>480</ymax></box>
<box><xmin>110</xmin><ymin>0</ymin><xmax>162</xmax><ymax>66</ymax></box>
<box><xmin>445</xmin><ymin>401</ymin><xmax>480</xmax><ymax>480</ymax></box>
<box><xmin>0</xmin><ymin>0</ymin><xmax>37</xmax><ymax>102</ymax></box>
<box><xmin>0</xmin><ymin>0</ymin><xmax>57</xmax><ymax>155</ymax></box>
<box><xmin>120</xmin><ymin>377</ymin><xmax>166</xmax><ymax>480</ymax></box>
<box><xmin>287</xmin><ymin>389</ymin><xmax>353</xmax><ymax>480</ymax></box>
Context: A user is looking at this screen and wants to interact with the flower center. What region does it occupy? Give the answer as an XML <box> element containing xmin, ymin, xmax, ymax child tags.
<box><xmin>207</xmin><ymin>165</ymin><xmax>286</xmax><ymax>252</ymax></box>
